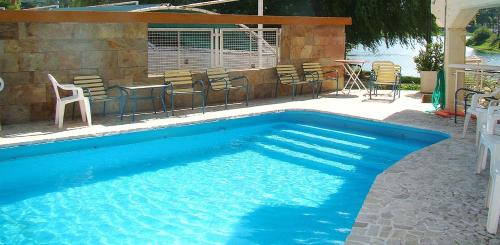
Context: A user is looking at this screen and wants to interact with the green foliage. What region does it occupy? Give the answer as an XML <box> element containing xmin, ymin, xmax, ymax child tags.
<box><xmin>414</xmin><ymin>42</ymin><xmax>444</xmax><ymax>72</ymax></box>
<box><xmin>134</xmin><ymin>0</ymin><xmax>435</xmax><ymax>50</ymax></box>
<box><xmin>400</xmin><ymin>83</ymin><xmax>420</xmax><ymax>91</ymax></box>
<box><xmin>0</xmin><ymin>0</ymin><xmax>20</xmax><ymax>9</ymax></box>
<box><xmin>309</xmin><ymin>0</ymin><xmax>436</xmax><ymax>49</ymax></box>
<box><xmin>401</xmin><ymin>76</ymin><xmax>421</xmax><ymax>84</ymax></box>
<box><xmin>467</xmin><ymin>7</ymin><xmax>499</xmax><ymax>35</ymax></box>
<box><xmin>467</xmin><ymin>27</ymin><xmax>493</xmax><ymax>46</ymax></box>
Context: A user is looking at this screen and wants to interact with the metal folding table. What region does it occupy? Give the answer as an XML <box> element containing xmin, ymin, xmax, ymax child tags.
<box><xmin>335</xmin><ymin>59</ymin><xmax>367</xmax><ymax>94</ymax></box>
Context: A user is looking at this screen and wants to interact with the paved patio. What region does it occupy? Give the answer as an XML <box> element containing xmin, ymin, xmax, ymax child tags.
<box><xmin>0</xmin><ymin>90</ymin><xmax>498</xmax><ymax>244</ymax></box>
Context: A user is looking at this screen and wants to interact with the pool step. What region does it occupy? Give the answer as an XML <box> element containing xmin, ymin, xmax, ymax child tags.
<box><xmin>283</xmin><ymin>123</ymin><xmax>421</xmax><ymax>154</ymax></box>
<box><xmin>257</xmin><ymin>135</ymin><xmax>389</xmax><ymax>173</ymax></box>
<box><xmin>273</xmin><ymin>130</ymin><xmax>403</xmax><ymax>163</ymax></box>
<box><xmin>252</xmin><ymin>141</ymin><xmax>378</xmax><ymax>179</ymax></box>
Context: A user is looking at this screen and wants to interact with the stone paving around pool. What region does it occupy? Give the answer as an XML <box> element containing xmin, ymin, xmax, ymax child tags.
<box><xmin>1</xmin><ymin>90</ymin><xmax>498</xmax><ymax>244</ymax></box>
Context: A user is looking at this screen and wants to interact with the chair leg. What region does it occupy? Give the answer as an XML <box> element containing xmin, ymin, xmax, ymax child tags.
<box><xmin>151</xmin><ymin>88</ymin><xmax>157</xmax><ymax>114</ymax></box>
<box><xmin>200</xmin><ymin>92</ymin><xmax>205</xmax><ymax>114</ymax></box>
<box><xmin>119</xmin><ymin>96</ymin><xmax>126</xmax><ymax>120</ymax></box>
<box><xmin>205</xmin><ymin>91</ymin><xmax>210</xmax><ymax>106</ymax></box>
<box><xmin>55</xmin><ymin>101</ymin><xmax>60</xmax><ymax>125</ymax></box>
<box><xmin>84</xmin><ymin>98</ymin><xmax>92</xmax><ymax>127</ymax></box>
<box><xmin>160</xmin><ymin>90</ymin><xmax>168</xmax><ymax>117</ymax></box>
<box><xmin>132</xmin><ymin>93</ymin><xmax>137</xmax><ymax>122</ymax></box>
<box><xmin>72</xmin><ymin>103</ymin><xmax>76</xmax><ymax>120</ymax></box>
<box><xmin>477</xmin><ymin>142</ymin><xmax>488</xmax><ymax>174</ymax></box>
<box><xmin>245</xmin><ymin>85</ymin><xmax>249</xmax><ymax>106</ymax></box>
<box><xmin>336</xmin><ymin>80</ymin><xmax>339</xmax><ymax>96</ymax></box>
<box><xmin>78</xmin><ymin>100</ymin><xmax>87</xmax><ymax>123</ymax></box>
<box><xmin>463</xmin><ymin>112</ymin><xmax>472</xmax><ymax>138</ymax></box>
<box><xmin>224</xmin><ymin>89</ymin><xmax>228</xmax><ymax>109</ymax></box>
<box><xmin>275</xmin><ymin>80</ymin><xmax>279</xmax><ymax>98</ymax></box>
<box><xmin>487</xmin><ymin>175</ymin><xmax>500</xmax><ymax>234</ymax></box>
<box><xmin>57</xmin><ymin>104</ymin><xmax>65</xmax><ymax>129</ymax></box>
<box><xmin>311</xmin><ymin>84</ymin><xmax>316</xmax><ymax>99</ymax></box>
<box><xmin>170</xmin><ymin>93</ymin><xmax>175</xmax><ymax>116</ymax></box>
<box><xmin>102</xmin><ymin>101</ymin><xmax>106</xmax><ymax>116</ymax></box>
<box><xmin>191</xmin><ymin>93</ymin><xmax>194</xmax><ymax>110</ymax></box>
<box><xmin>292</xmin><ymin>84</ymin><xmax>296</xmax><ymax>100</ymax></box>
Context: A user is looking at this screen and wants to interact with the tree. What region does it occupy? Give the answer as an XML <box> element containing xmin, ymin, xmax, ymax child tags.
<box><xmin>206</xmin><ymin>0</ymin><xmax>435</xmax><ymax>50</ymax></box>
<box><xmin>62</xmin><ymin>0</ymin><xmax>436</xmax><ymax>49</ymax></box>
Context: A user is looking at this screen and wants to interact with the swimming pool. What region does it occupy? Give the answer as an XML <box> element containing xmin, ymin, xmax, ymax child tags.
<box><xmin>0</xmin><ymin>111</ymin><xmax>447</xmax><ymax>244</ymax></box>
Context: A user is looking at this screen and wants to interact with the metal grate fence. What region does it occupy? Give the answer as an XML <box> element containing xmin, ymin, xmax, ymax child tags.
<box><xmin>148</xmin><ymin>28</ymin><xmax>214</xmax><ymax>75</ymax></box>
<box><xmin>148</xmin><ymin>28</ymin><xmax>280</xmax><ymax>75</ymax></box>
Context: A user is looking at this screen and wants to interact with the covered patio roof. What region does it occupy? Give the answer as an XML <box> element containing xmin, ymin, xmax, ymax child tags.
<box><xmin>432</xmin><ymin>0</ymin><xmax>500</xmax><ymax>28</ymax></box>
<box><xmin>430</xmin><ymin>0</ymin><xmax>500</xmax><ymax>111</ymax></box>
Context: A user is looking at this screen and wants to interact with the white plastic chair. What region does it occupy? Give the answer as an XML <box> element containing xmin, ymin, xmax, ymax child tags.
<box><xmin>463</xmin><ymin>88</ymin><xmax>500</xmax><ymax>142</ymax></box>
<box><xmin>476</xmin><ymin>105</ymin><xmax>500</xmax><ymax>233</ymax></box>
<box><xmin>48</xmin><ymin>74</ymin><xmax>92</xmax><ymax>129</ymax></box>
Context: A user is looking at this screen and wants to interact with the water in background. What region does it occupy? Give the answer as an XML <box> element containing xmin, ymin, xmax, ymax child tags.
<box><xmin>347</xmin><ymin>40</ymin><xmax>500</xmax><ymax>77</ymax></box>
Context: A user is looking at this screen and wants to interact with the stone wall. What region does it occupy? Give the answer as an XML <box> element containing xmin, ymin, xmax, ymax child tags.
<box><xmin>279</xmin><ymin>25</ymin><xmax>346</xmax><ymax>94</ymax></box>
<box><xmin>0</xmin><ymin>22</ymin><xmax>347</xmax><ymax>125</ymax></box>
<box><xmin>0</xmin><ymin>22</ymin><xmax>148</xmax><ymax>124</ymax></box>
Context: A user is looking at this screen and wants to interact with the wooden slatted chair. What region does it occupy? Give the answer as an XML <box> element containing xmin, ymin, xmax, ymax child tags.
<box><xmin>302</xmin><ymin>63</ymin><xmax>340</xmax><ymax>97</ymax></box>
<box><xmin>206</xmin><ymin>67</ymin><xmax>249</xmax><ymax>109</ymax></box>
<box><xmin>368</xmin><ymin>61</ymin><xmax>401</xmax><ymax>101</ymax></box>
<box><xmin>164</xmin><ymin>69</ymin><xmax>205</xmax><ymax>115</ymax></box>
<box><xmin>275</xmin><ymin>65</ymin><xmax>319</xmax><ymax>100</ymax></box>
<box><xmin>73</xmin><ymin>75</ymin><xmax>127</xmax><ymax>120</ymax></box>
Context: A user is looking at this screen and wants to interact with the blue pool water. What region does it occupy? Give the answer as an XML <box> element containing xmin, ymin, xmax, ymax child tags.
<box><xmin>0</xmin><ymin>111</ymin><xmax>447</xmax><ymax>244</ymax></box>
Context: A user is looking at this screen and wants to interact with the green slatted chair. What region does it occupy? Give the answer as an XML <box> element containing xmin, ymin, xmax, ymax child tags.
<box><xmin>302</xmin><ymin>63</ymin><xmax>340</xmax><ymax>97</ymax></box>
<box><xmin>275</xmin><ymin>65</ymin><xmax>320</xmax><ymax>100</ymax></box>
<box><xmin>73</xmin><ymin>75</ymin><xmax>127</xmax><ymax>120</ymax></box>
<box><xmin>164</xmin><ymin>69</ymin><xmax>205</xmax><ymax>115</ymax></box>
<box><xmin>368</xmin><ymin>61</ymin><xmax>401</xmax><ymax>101</ymax></box>
<box><xmin>206</xmin><ymin>67</ymin><xmax>249</xmax><ymax>109</ymax></box>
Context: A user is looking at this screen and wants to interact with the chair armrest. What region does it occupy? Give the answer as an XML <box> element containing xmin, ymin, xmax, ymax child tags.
<box><xmin>193</xmin><ymin>79</ymin><xmax>205</xmax><ymax>90</ymax></box>
<box><xmin>303</xmin><ymin>71</ymin><xmax>320</xmax><ymax>82</ymax></box>
<box><xmin>279</xmin><ymin>73</ymin><xmax>297</xmax><ymax>83</ymax></box>
<box><xmin>229</xmin><ymin>75</ymin><xmax>249</xmax><ymax>87</ymax></box>
<box><xmin>209</xmin><ymin>77</ymin><xmax>230</xmax><ymax>88</ymax></box>
<box><xmin>106</xmin><ymin>85</ymin><xmax>129</xmax><ymax>96</ymax></box>
<box><xmin>59</xmin><ymin>84</ymin><xmax>79</xmax><ymax>91</ymax></box>
<box><xmin>471</xmin><ymin>92</ymin><xmax>494</xmax><ymax>108</ymax></box>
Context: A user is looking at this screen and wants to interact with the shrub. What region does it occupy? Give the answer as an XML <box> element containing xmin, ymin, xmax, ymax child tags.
<box><xmin>401</xmin><ymin>76</ymin><xmax>421</xmax><ymax>84</ymax></box>
<box><xmin>414</xmin><ymin>42</ymin><xmax>444</xmax><ymax>72</ymax></box>
<box><xmin>467</xmin><ymin>26</ymin><xmax>493</xmax><ymax>46</ymax></box>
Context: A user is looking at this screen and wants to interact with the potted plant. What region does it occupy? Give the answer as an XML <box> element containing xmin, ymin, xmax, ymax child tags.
<box><xmin>414</xmin><ymin>42</ymin><xmax>444</xmax><ymax>93</ymax></box>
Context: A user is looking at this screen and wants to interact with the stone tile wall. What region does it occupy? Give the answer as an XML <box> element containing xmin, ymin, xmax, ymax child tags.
<box><xmin>0</xmin><ymin>22</ymin><xmax>148</xmax><ymax>124</ymax></box>
<box><xmin>0</xmin><ymin>22</ymin><xmax>346</xmax><ymax>124</ymax></box>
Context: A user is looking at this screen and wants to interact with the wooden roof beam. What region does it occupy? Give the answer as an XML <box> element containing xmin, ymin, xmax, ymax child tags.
<box><xmin>0</xmin><ymin>11</ymin><xmax>352</xmax><ymax>26</ymax></box>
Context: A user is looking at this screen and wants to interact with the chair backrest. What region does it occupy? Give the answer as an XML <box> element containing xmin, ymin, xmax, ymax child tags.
<box><xmin>372</xmin><ymin>61</ymin><xmax>399</xmax><ymax>84</ymax></box>
<box><xmin>164</xmin><ymin>69</ymin><xmax>193</xmax><ymax>89</ymax></box>
<box><xmin>48</xmin><ymin>74</ymin><xmax>62</xmax><ymax>101</ymax></box>
<box><xmin>73</xmin><ymin>75</ymin><xmax>107</xmax><ymax>100</ymax></box>
<box><xmin>372</xmin><ymin>61</ymin><xmax>394</xmax><ymax>75</ymax></box>
<box><xmin>276</xmin><ymin>65</ymin><xmax>299</xmax><ymax>84</ymax></box>
<box><xmin>302</xmin><ymin>63</ymin><xmax>325</xmax><ymax>83</ymax></box>
<box><xmin>206</xmin><ymin>67</ymin><xmax>230</xmax><ymax>90</ymax></box>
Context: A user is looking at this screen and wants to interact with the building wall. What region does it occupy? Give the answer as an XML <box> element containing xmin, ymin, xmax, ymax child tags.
<box><xmin>0</xmin><ymin>22</ymin><xmax>346</xmax><ymax>125</ymax></box>
<box><xmin>0</xmin><ymin>22</ymin><xmax>148</xmax><ymax>124</ymax></box>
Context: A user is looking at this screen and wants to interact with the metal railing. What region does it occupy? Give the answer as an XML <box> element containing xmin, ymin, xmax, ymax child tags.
<box><xmin>147</xmin><ymin>28</ymin><xmax>280</xmax><ymax>75</ymax></box>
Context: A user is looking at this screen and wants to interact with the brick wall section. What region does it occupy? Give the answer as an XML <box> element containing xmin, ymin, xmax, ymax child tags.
<box><xmin>0</xmin><ymin>22</ymin><xmax>148</xmax><ymax>124</ymax></box>
<box><xmin>279</xmin><ymin>25</ymin><xmax>346</xmax><ymax>94</ymax></box>
<box><xmin>0</xmin><ymin>23</ymin><xmax>346</xmax><ymax>125</ymax></box>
